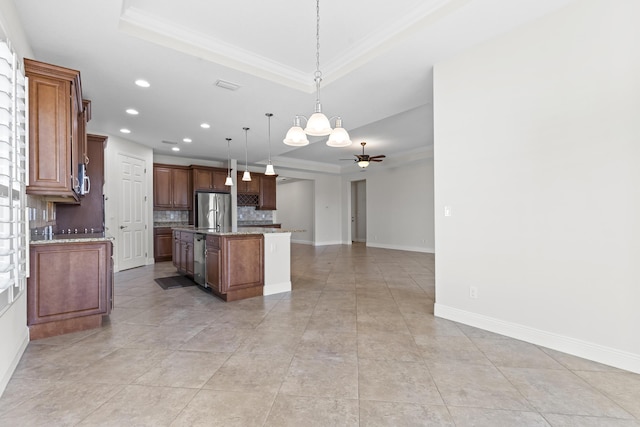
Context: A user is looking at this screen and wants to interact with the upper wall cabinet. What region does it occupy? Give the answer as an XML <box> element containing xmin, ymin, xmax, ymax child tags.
<box><xmin>153</xmin><ymin>164</ymin><xmax>192</xmax><ymax>210</ymax></box>
<box><xmin>236</xmin><ymin>172</ymin><xmax>260</xmax><ymax>195</ymax></box>
<box><xmin>191</xmin><ymin>166</ymin><xmax>229</xmax><ymax>193</ymax></box>
<box><xmin>258</xmin><ymin>175</ymin><xmax>277</xmax><ymax>210</ymax></box>
<box><xmin>25</xmin><ymin>59</ymin><xmax>87</xmax><ymax>203</ymax></box>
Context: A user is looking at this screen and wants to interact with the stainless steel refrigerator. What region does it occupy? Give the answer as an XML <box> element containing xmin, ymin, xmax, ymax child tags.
<box><xmin>195</xmin><ymin>192</ymin><xmax>231</xmax><ymax>230</ymax></box>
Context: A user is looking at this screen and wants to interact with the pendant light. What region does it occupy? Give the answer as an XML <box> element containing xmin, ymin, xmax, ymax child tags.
<box><xmin>265</xmin><ymin>113</ymin><xmax>276</xmax><ymax>176</ymax></box>
<box><xmin>242</xmin><ymin>127</ymin><xmax>251</xmax><ymax>181</ymax></box>
<box><xmin>224</xmin><ymin>138</ymin><xmax>233</xmax><ymax>186</ymax></box>
<box><xmin>284</xmin><ymin>0</ymin><xmax>352</xmax><ymax>148</ymax></box>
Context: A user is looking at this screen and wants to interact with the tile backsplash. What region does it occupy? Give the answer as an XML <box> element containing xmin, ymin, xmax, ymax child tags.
<box><xmin>238</xmin><ymin>206</ymin><xmax>273</xmax><ymax>222</ymax></box>
<box><xmin>153</xmin><ymin>210</ymin><xmax>189</xmax><ymax>224</ymax></box>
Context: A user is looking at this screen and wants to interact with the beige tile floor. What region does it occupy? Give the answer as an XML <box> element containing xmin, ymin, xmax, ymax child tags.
<box><xmin>1</xmin><ymin>243</ymin><xmax>639</xmax><ymax>426</ymax></box>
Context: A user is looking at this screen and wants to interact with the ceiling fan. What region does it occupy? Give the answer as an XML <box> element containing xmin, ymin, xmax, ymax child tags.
<box><xmin>341</xmin><ymin>142</ymin><xmax>386</xmax><ymax>168</ymax></box>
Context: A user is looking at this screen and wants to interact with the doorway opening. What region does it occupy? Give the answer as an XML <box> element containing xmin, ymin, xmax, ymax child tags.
<box><xmin>351</xmin><ymin>180</ymin><xmax>366</xmax><ymax>243</ymax></box>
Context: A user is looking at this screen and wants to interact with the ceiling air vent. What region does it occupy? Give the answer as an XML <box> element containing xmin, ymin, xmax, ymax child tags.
<box><xmin>215</xmin><ymin>79</ymin><xmax>241</xmax><ymax>91</ymax></box>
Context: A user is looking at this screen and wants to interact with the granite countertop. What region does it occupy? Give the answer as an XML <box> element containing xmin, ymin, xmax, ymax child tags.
<box><xmin>237</xmin><ymin>221</ymin><xmax>280</xmax><ymax>226</ymax></box>
<box><xmin>172</xmin><ymin>226</ymin><xmax>300</xmax><ymax>236</ymax></box>
<box><xmin>154</xmin><ymin>222</ymin><xmax>190</xmax><ymax>228</ymax></box>
<box><xmin>30</xmin><ymin>233</ymin><xmax>114</xmax><ymax>245</ymax></box>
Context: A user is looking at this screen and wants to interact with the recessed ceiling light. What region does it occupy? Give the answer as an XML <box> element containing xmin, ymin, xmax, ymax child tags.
<box><xmin>200</xmin><ymin>123</ymin><xmax>210</xmax><ymax>129</ymax></box>
<box><xmin>183</xmin><ymin>138</ymin><xmax>192</xmax><ymax>143</ymax></box>
<box><xmin>120</xmin><ymin>128</ymin><xmax>131</xmax><ymax>134</ymax></box>
<box><xmin>171</xmin><ymin>147</ymin><xmax>180</xmax><ymax>152</ymax></box>
<box><xmin>126</xmin><ymin>108</ymin><xmax>139</xmax><ymax>115</ymax></box>
<box><xmin>135</xmin><ymin>79</ymin><xmax>150</xmax><ymax>88</ymax></box>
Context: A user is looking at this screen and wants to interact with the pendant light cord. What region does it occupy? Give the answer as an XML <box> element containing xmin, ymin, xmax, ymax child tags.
<box><xmin>314</xmin><ymin>0</ymin><xmax>322</xmax><ymax>105</ymax></box>
<box><xmin>243</xmin><ymin>127</ymin><xmax>249</xmax><ymax>171</ymax></box>
<box><xmin>266</xmin><ymin>113</ymin><xmax>273</xmax><ymax>164</ymax></box>
<box><xmin>226</xmin><ymin>138</ymin><xmax>231</xmax><ymax>175</ymax></box>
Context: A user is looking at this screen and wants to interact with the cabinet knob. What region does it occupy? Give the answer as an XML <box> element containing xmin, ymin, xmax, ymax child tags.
<box><xmin>119</xmin><ymin>225</ymin><xmax>127</xmax><ymax>229</ymax></box>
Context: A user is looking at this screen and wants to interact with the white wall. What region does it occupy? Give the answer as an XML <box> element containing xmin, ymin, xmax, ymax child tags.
<box><xmin>103</xmin><ymin>135</ymin><xmax>154</xmax><ymax>272</ymax></box>
<box><xmin>342</xmin><ymin>157</ymin><xmax>434</xmax><ymax>252</ymax></box>
<box><xmin>276</xmin><ymin>180</ymin><xmax>314</xmax><ymax>244</ymax></box>
<box><xmin>433</xmin><ymin>0</ymin><xmax>640</xmax><ymax>372</ymax></box>
<box><xmin>0</xmin><ymin>0</ymin><xmax>32</xmax><ymax>397</ymax></box>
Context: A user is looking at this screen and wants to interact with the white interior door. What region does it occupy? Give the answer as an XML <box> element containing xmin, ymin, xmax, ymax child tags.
<box><xmin>117</xmin><ymin>153</ymin><xmax>146</xmax><ymax>270</ymax></box>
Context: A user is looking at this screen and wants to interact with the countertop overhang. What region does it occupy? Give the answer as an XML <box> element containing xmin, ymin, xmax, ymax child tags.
<box><xmin>171</xmin><ymin>226</ymin><xmax>300</xmax><ymax>236</ymax></box>
<box><xmin>30</xmin><ymin>233</ymin><xmax>114</xmax><ymax>245</ymax></box>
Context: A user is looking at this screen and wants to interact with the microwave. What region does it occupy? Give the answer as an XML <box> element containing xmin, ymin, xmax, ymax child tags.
<box><xmin>77</xmin><ymin>163</ymin><xmax>91</xmax><ymax>195</ymax></box>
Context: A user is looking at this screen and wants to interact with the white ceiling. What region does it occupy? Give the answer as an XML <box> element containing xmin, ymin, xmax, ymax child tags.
<box><xmin>13</xmin><ymin>0</ymin><xmax>571</xmax><ymax>174</ymax></box>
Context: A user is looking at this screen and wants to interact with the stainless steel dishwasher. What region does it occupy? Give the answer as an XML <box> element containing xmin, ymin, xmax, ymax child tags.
<box><xmin>193</xmin><ymin>233</ymin><xmax>206</xmax><ymax>286</ymax></box>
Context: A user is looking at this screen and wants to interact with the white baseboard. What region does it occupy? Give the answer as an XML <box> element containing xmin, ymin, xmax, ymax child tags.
<box><xmin>0</xmin><ymin>326</ymin><xmax>29</xmax><ymax>398</ymax></box>
<box><xmin>291</xmin><ymin>239</ymin><xmax>314</xmax><ymax>245</ymax></box>
<box><xmin>366</xmin><ymin>242</ymin><xmax>435</xmax><ymax>253</ymax></box>
<box><xmin>264</xmin><ymin>281</ymin><xmax>292</xmax><ymax>296</ymax></box>
<box><xmin>313</xmin><ymin>240</ymin><xmax>343</xmax><ymax>246</ymax></box>
<box><xmin>434</xmin><ymin>303</ymin><xmax>640</xmax><ymax>374</ymax></box>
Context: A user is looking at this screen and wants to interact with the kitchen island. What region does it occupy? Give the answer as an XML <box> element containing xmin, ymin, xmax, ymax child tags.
<box><xmin>172</xmin><ymin>227</ymin><xmax>292</xmax><ymax>301</ymax></box>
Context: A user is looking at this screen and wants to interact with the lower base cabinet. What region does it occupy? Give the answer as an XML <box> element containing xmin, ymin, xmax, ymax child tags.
<box><xmin>154</xmin><ymin>227</ymin><xmax>173</xmax><ymax>262</ymax></box>
<box><xmin>205</xmin><ymin>234</ymin><xmax>264</xmax><ymax>301</ymax></box>
<box><xmin>27</xmin><ymin>240</ymin><xmax>113</xmax><ymax>340</ymax></box>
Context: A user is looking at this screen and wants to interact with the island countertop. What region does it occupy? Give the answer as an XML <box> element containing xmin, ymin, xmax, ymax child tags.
<box><xmin>171</xmin><ymin>226</ymin><xmax>300</xmax><ymax>236</ymax></box>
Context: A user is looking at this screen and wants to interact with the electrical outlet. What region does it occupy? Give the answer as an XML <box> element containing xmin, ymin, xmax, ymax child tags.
<box><xmin>469</xmin><ymin>286</ymin><xmax>478</xmax><ymax>299</ymax></box>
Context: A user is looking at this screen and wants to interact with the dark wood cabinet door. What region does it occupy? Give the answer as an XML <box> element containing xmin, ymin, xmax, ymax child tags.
<box><xmin>245</xmin><ymin>174</ymin><xmax>260</xmax><ymax>194</ymax></box>
<box><xmin>172</xmin><ymin>168</ymin><xmax>191</xmax><ymax>209</ymax></box>
<box><xmin>205</xmin><ymin>235</ymin><xmax>221</xmax><ymax>292</ymax></box>
<box><xmin>154</xmin><ymin>228</ymin><xmax>173</xmax><ymax>262</ymax></box>
<box><xmin>28</xmin><ymin>241</ymin><xmax>110</xmax><ymax>326</ymax></box>
<box><xmin>221</xmin><ymin>235</ymin><xmax>264</xmax><ymax>293</ymax></box>
<box><xmin>259</xmin><ymin>175</ymin><xmax>277</xmax><ymax>210</ymax></box>
<box><xmin>154</xmin><ymin>166</ymin><xmax>173</xmax><ymax>208</ymax></box>
<box><xmin>192</xmin><ymin>168</ymin><xmax>213</xmax><ymax>191</ymax></box>
<box><xmin>173</xmin><ymin>231</ymin><xmax>181</xmax><ymax>269</ymax></box>
<box><xmin>212</xmin><ymin>170</ymin><xmax>229</xmax><ymax>191</ymax></box>
<box><xmin>25</xmin><ymin>59</ymin><xmax>81</xmax><ymax>201</ymax></box>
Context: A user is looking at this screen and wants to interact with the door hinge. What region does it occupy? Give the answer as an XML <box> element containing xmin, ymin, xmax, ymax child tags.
<box><xmin>145</xmin><ymin>195</ymin><xmax>147</xmax><ymax>201</ymax></box>
<box><xmin>145</xmin><ymin>252</ymin><xmax>147</xmax><ymax>257</ymax></box>
<box><xmin>145</xmin><ymin>224</ymin><xmax>147</xmax><ymax>229</ymax></box>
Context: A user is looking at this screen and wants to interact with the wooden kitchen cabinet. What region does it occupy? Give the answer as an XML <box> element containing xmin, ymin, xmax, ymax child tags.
<box><xmin>205</xmin><ymin>233</ymin><xmax>263</xmax><ymax>301</ymax></box>
<box><xmin>153</xmin><ymin>164</ymin><xmax>192</xmax><ymax>210</ymax></box>
<box><xmin>27</xmin><ymin>240</ymin><xmax>113</xmax><ymax>339</ymax></box>
<box><xmin>205</xmin><ymin>235</ymin><xmax>221</xmax><ymax>294</ymax></box>
<box><xmin>173</xmin><ymin>230</ymin><xmax>181</xmax><ymax>269</ymax></box>
<box><xmin>25</xmin><ymin>58</ymin><xmax>86</xmax><ymax>203</ymax></box>
<box><xmin>191</xmin><ymin>166</ymin><xmax>229</xmax><ymax>192</ymax></box>
<box><xmin>154</xmin><ymin>227</ymin><xmax>173</xmax><ymax>262</ymax></box>
<box><xmin>236</xmin><ymin>172</ymin><xmax>260</xmax><ymax>195</ymax></box>
<box><xmin>258</xmin><ymin>174</ymin><xmax>277</xmax><ymax>210</ymax></box>
<box><xmin>172</xmin><ymin>229</ymin><xmax>194</xmax><ymax>276</ymax></box>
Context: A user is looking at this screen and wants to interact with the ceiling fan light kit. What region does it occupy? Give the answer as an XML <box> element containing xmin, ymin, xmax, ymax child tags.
<box><xmin>285</xmin><ymin>0</ymin><xmax>352</xmax><ymax>148</ymax></box>
<box><xmin>342</xmin><ymin>142</ymin><xmax>386</xmax><ymax>168</ymax></box>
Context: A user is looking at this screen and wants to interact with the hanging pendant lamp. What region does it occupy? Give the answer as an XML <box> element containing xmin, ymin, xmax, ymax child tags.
<box><xmin>242</xmin><ymin>127</ymin><xmax>251</xmax><ymax>181</ymax></box>
<box><xmin>224</xmin><ymin>138</ymin><xmax>233</xmax><ymax>186</ymax></box>
<box><xmin>265</xmin><ymin>113</ymin><xmax>276</xmax><ymax>175</ymax></box>
<box><xmin>284</xmin><ymin>0</ymin><xmax>351</xmax><ymax>148</ymax></box>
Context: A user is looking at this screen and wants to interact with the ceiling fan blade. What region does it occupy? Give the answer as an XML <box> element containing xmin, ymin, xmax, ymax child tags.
<box><xmin>369</xmin><ymin>155</ymin><xmax>386</xmax><ymax>159</ymax></box>
<box><xmin>371</xmin><ymin>158</ymin><xmax>384</xmax><ymax>162</ymax></box>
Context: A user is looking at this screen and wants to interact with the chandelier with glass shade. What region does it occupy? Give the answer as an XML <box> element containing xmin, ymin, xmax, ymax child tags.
<box><xmin>283</xmin><ymin>0</ymin><xmax>352</xmax><ymax>148</ymax></box>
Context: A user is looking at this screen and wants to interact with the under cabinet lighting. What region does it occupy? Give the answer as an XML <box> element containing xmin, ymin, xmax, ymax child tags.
<box><xmin>200</xmin><ymin>123</ymin><xmax>210</xmax><ymax>129</ymax></box>
<box><xmin>183</xmin><ymin>138</ymin><xmax>192</xmax><ymax>143</ymax></box>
